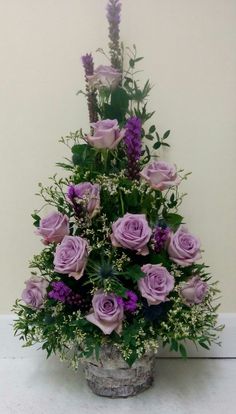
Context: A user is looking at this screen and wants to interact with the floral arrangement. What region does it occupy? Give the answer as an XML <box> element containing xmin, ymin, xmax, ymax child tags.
<box><xmin>13</xmin><ymin>0</ymin><xmax>223</xmax><ymax>368</ymax></box>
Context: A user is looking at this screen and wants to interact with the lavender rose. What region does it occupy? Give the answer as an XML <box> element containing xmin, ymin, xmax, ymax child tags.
<box><xmin>21</xmin><ymin>276</ymin><xmax>49</xmax><ymax>309</ymax></box>
<box><xmin>87</xmin><ymin>65</ymin><xmax>122</xmax><ymax>89</ymax></box>
<box><xmin>53</xmin><ymin>235</ymin><xmax>88</xmax><ymax>280</ymax></box>
<box><xmin>111</xmin><ymin>213</ymin><xmax>152</xmax><ymax>256</ymax></box>
<box><xmin>168</xmin><ymin>225</ymin><xmax>201</xmax><ymax>267</ymax></box>
<box><xmin>86</xmin><ymin>290</ymin><xmax>124</xmax><ymax>335</ymax></box>
<box><xmin>140</xmin><ymin>160</ymin><xmax>180</xmax><ymax>191</ymax></box>
<box><xmin>36</xmin><ymin>211</ymin><xmax>69</xmax><ymax>244</ymax></box>
<box><xmin>67</xmin><ymin>182</ymin><xmax>100</xmax><ymax>218</ymax></box>
<box><xmin>180</xmin><ymin>276</ymin><xmax>209</xmax><ymax>306</ymax></box>
<box><xmin>87</xmin><ymin>119</ymin><xmax>125</xmax><ymax>149</ymax></box>
<box><xmin>138</xmin><ymin>264</ymin><xmax>175</xmax><ymax>305</ymax></box>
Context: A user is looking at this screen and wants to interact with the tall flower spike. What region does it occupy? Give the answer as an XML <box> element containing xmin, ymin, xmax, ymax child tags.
<box><xmin>106</xmin><ymin>0</ymin><xmax>122</xmax><ymax>70</ymax></box>
<box><xmin>81</xmin><ymin>53</ymin><xmax>98</xmax><ymax>123</ymax></box>
<box><xmin>124</xmin><ymin>116</ymin><xmax>142</xmax><ymax>180</ymax></box>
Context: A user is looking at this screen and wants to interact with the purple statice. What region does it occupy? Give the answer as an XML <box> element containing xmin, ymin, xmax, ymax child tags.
<box><xmin>124</xmin><ymin>116</ymin><xmax>142</xmax><ymax>180</ymax></box>
<box><xmin>48</xmin><ymin>281</ymin><xmax>72</xmax><ymax>302</ymax></box>
<box><xmin>153</xmin><ymin>225</ymin><xmax>171</xmax><ymax>253</ymax></box>
<box><xmin>117</xmin><ymin>290</ymin><xmax>138</xmax><ymax>313</ymax></box>
<box><xmin>106</xmin><ymin>0</ymin><xmax>122</xmax><ymax>70</ymax></box>
<box><xmin>81</xmin><ymin>53</ymin><xmax>98</xmax><ymax>123</ymax></box>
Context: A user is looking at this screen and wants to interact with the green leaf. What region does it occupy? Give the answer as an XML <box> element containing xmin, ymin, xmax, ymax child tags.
<box><xmin>145</xmin><ymin>134</ymin><xmax>154</xmax><ymax>141</ymax></box>
<box><xmin>163</xmin><ymin>130</ymin><xmax>170</xmax><ymax>139</ymax></box>
<box><xmin>153</xmin><ymin>141</ymin><xmax>161</xmax><ymax>150</ymax></box>
<box><xmin>164</xmin><ymin>213</ymin><xmax>183</xmax><ymax>230</ymax></box>
<box><xmin>103</xmin><ymin>103</ymin><xmax>118</xmax><ymax>120</ymax></box>
<box><xmin>110</xmin><ymin>88</ymin><xmax>129</xmax><ymax>118</ymax></box>
<box><xmin>149</xmin><ymin>125</ymin><xmax>156</xmax><ymax>133</ymax></box>
<box><xmin>161</xmin><ymin>142</ymin><xmax>170</xmax><ymax>147</ymax></box>
<box><xmin>31</xmin><ymin>213</ymin><xmax>40</xmax><ymax>228</ymax></box>
<box><xmin>170</xmin><ymin>339</ymin><xmax>178</xmax><ymax>352</ymax></box>
<box><xmin>199</xmin><ymin>341</ymin><xmax>210</xmax><ymax>350</ymax></box>
<box><xmin>72</xmin><ymin>144</ymin><xmax>95</xmax><ymax>167</ymax></box>
<box><xmin>179</xmin><ymin>343</ymin><xmax>187</xmax><ymax>358</ymax></box>
<box><xmin>71</xmin><ymin>144</ymin><xmax>86</xmax><ymax>154</ymax></box>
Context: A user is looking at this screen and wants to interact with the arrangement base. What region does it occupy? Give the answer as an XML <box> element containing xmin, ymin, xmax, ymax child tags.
<box><xmin>82</xmin><ymin>344</ymin><xmax>156</xmax><ymax>398</ymax></box>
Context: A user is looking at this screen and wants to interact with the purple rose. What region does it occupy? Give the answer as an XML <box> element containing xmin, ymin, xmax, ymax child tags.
<box><xmin>67</xmin><ymin>182</ymin><xmax>100</xmax><ymax>218</ymax></box>
<box><xmin>21</xmin><ymin>276</ymin><xmax>49</xmax><ymax>309</ymax></box>
<box><xmin>86</xmin><ymin>290</ymin><xmax>124</xmax><ymax>335</ymax></box>
<box><xmin>53</xmin><ymin>236</ymin><xmax>88</xmax><ymax>280</ymax></box>
<box><xmin>168</xmin><ymin>225</ymin><xmax>201</xmax><ymax>267</ymax></box>
<box><xmin>138</xmin><ymin>264</ymin><xmax>175</xmax><ymax>305</ymax></box>
<box><xmin>140</xmin><ymin>161</ymin><xmax>180</xmax><ymax>191</ymax></box>
<box><xmin>180</xmin><ymin>276</ymin><xmax>209</xmax><ymax>306</ymax></box>
<box><xmin>111</xmin><ymin>213</ymin><xmax>152</xmax><ymax>256</ymax></box>
<box><xmin>87</xmin><ymin>119</ymin><xmax>125</xmax><ymax>149</ymax></box>
<box><xmin>36</xmin><ymin>211</ymin><xmax>69</xmax><ymax>244</ymax></box>
<box><xmin>87</xmin><ymin>65</ymin><xmax>122</xmax><ymax>89</ymax></box>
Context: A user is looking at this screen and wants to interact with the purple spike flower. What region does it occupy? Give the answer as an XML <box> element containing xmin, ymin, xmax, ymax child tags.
<box><xmin>48</xmin><ymin>281</ymin><xmax>72</xmax><ymax>302</ymax></box>
<box><xmin>124</xmin><ymin>116</ymin><xmax>142</xmax><ymax>180</ymax></box>
<box><xmin>153</xmin><ymin>225</ymin><xmax>171</xmax><ymax>253</ymax></box>
<box><xmin>106</xmin><ymin>0</ymin><xmax>122</xmax><ymax>70</ymax></box>
<box><xmin>81</xmin><ymin>53</ymin><xmax>98</xmax><ymax>123</ymax></box>
<box><xmin>81</xmin><ymin>53</ymin><xmax>94</xmax><ymax>77</ymax></box>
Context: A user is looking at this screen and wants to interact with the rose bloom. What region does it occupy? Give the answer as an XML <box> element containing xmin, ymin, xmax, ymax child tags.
<box><xmin>21</xmin><ymin>276</ymin><xmax>49</xmax><ymax>309</ymax></box>
<box><xmin>138</xmin><ymin>264</ymin><xmax>175</xmax><ymax>305</ymax></box>
<box><xmin>87</xmin><ymin>65</ymin><xmax>122</xmax><ymax>89</ymax></box>
<box><xmin>180</xmin><ymin>276</ymin><xmax>209</xmax><ymax>306</ymax></box>
<box><xmin>168</xmin><ymin>225</ymin><xmax>201</xmax><ymax>267</ymax></box>
<box><xmin>111</xmin><ymin>213</ymin><xmax>152</xmax><ymax>256</ymax></box>
<box><xmin>67</xmin><ymin>182</ymin><xmax>100</xmax><ymax>218</ymax></box>
<box><xmin>140</xmin><ymin>160</ymin><xmax>180</xmax><ymax>191</ymax></box>
<box><xmin>37</xmin><ymin>211</ymin><xmax>69</xmax><ymax>244</ymax></box>
<box><xmin>87</xmin><ymin>119</ymin><xmax>125</xmax><ymax>150</ymax></box>
<box><xmin>53</xmin><ymin>235</ymin><xmax>88</xmax><ymax>280</ymax></box>
<box><xmin>86</xmin><ymin>290</ymin><xmax>124</xmax><ymax>335</ymax></box>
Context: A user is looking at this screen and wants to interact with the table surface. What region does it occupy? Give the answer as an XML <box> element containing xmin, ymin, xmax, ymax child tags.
<box><xmin>0</xmin><ymin>354</ymin><xmax>235</xmax><ymax>414</ymax></box>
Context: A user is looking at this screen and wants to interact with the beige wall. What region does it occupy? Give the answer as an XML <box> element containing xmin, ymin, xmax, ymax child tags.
<box><xmin>0</xmin><ymin>0</ymin><xmax>235</xmax><ymax>313</ymax></box>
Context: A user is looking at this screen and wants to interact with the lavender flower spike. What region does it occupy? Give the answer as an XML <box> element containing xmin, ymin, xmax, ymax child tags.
<box><xmin>106</xmin><ymin>0</ymin><xmax>122</xmax><ymax>70</ymax></box>
<box><xmin>81</xmin><ymin>53</ymin><xmax>98</xmax><ymax>123</ymax></box>
<box><xmin>124</xmin><ymin>116</ymin><xmax>142</xmax><ymax>180</ymax></box>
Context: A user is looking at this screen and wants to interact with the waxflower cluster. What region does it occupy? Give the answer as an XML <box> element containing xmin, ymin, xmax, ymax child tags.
<box><xmin>13</xmin><ymin>0</ymin><xmax>222</xmax><ymax>367</ymax></box>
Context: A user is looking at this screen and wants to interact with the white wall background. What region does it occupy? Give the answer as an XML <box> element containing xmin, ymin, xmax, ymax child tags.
<box><xmin>0</xmin><ymin>0</ymin><xmax>235</xmax><ymax>314</ymax></box>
